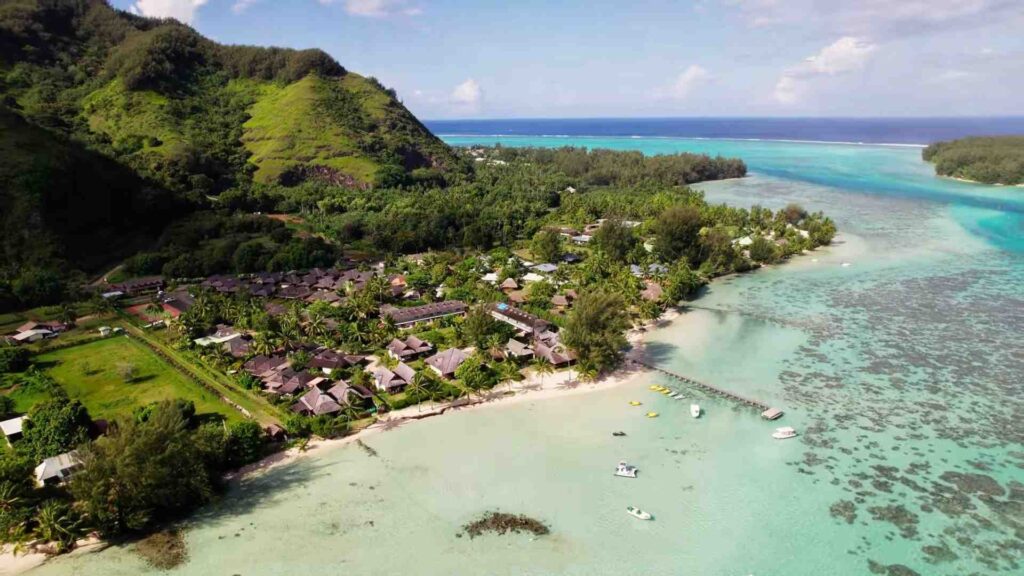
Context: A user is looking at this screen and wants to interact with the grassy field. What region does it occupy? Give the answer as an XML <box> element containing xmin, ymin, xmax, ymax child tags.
<box><xmin>32</xmin><ymin>336</ymin><xmax>241</xmax><ymax>423</ymax></box>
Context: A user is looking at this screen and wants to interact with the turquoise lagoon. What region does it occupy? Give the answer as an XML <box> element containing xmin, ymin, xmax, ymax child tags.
<box><xmin>32</xmin><ymin>138</ymin><xmax>1023</xmax><ymax>576</ymax></box>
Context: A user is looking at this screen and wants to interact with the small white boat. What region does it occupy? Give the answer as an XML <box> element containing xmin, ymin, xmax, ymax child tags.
<box><xmin>615</xmin><ymin>461</ymin><xmax>638</xmax><ymax>478</ymax></box>
<box><xmin>841</xmin><ymin>262</ymin><xmax>851</xmax><ymax>267</ymax></box>
<box><xmin>667</xmin><ymin>392</ymin><xmax>679</xmax><ymax>398</ymax></box>
<box><xmin>690</xmin><ymin>404</ymin><xmax>701</xmax><ymax>418</ymax></box>
<box><xmin>772</xmin><ymin>426</ymin><xmax>798</xmax><ymax>440</ymax></box>
<box><xmin>626</xmin><ymin>506</ymin><xmax>652</xmax><ymax>520</ymax></box>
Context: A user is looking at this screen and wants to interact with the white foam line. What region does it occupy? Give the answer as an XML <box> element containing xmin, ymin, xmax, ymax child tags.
<box><xmin>436</xmin><ymin>134</ymin><xmax>928</xmax><ymax>148</ymax></box>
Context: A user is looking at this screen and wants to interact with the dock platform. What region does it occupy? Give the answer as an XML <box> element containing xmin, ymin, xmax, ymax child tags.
<box><xmin>629</xmin><ymin>359</ymin><xmax>783</xmax><ymax>419</ymax></box>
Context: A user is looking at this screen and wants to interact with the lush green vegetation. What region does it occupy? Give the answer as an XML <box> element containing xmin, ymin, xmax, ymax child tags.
<box><xmin>33</xmin><ymin>336</ymin><xmax>242</xmax><ymax>422</ymax></box>
<box><xmin>923</xmin><ymin>136</ymin><xmax>1024</xmax><ymax>185</ymax></box>
<box><xmin>0</xmin><ymin>0</ymin><xmax>463</xmax><ymax>311</ymax></box>
<box><xmin>0</xmin><ymin>398</ymin><xmax>267</xmax><ymax>551</ymax></box>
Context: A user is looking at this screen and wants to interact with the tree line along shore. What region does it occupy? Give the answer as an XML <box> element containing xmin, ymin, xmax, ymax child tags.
<box><xmin>922</xmin><ymin>136</ymin><xmax>1024</xmax><ymax>186</ymax></box>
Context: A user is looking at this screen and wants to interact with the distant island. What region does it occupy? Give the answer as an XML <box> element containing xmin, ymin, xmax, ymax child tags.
<box><xmin>922</xmin><ymin>136</ymin><xmax>1024</xmax><ymax>186</ymax></box>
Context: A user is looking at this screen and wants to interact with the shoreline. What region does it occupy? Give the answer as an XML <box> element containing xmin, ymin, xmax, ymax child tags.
<box><xmin>938</xmin><ymin>174</ymin><xmax>1024</xmax><ymax>188</ymax></box>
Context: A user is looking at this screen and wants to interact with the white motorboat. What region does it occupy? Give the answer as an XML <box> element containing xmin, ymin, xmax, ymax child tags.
<box><xmin>690</xmin><ymin>404</ymin><xmax>701</xmax><ymax>418</ymax></box>
<box><xmin>626</xmin><ymin>506</ymin><xmax>652</xmax><ymax>520</ymax></box>
<box><xmin>615</xmin><ymin>461</ymin><xmax>638</xmax><ymax>478</ymax></box>
<box><xmin>772</xmin><ymin>426</ymin><xmax>797</xmax><ymax>440</ymax></box>
<box><xmin>667</xmin><ymin>392</ymin><xmax>678</xmax><ymax>398</ymax></box>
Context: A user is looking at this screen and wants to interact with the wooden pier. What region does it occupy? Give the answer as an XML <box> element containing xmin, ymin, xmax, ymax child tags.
<box><xmin>629</xmin><ymin>359</ymin><xmax>783</xmax><ymax>420</ymax></box>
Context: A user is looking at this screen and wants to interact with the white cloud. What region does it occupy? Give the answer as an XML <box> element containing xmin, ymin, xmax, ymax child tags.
<box><xmin>668</xmin><ymin>65</ymin><xmax>710</xmax><ymax>99</ymax></box>
<box><xmin>450</xmin><ymin>78</ymin><xmax>482</xmax><ymax>106</ymax></box>
<box><xmin>232</xmin><ymin>0</ymin><xmax>258</xmax><ymax>14</ymax></box>
<box><xmin>129</xmin><ymin>0</ymin><xmax>208</xmax><ymax>24</ymax></box>
<box><xmin>336</xmin><ymin>0</ymin><xmax>422</xmax><ymax>17</ymax></box>
<box><xmin>725</xmin><ymin>0</ymin><xmax>1024</xmax><ymax>39</ymax></box>
<box><xmin>774</xmin><ymin>37</ymin><xmax>877</xmax><ymax>103</ymax></box>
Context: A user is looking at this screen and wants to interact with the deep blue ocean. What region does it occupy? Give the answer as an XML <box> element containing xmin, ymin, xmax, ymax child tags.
<box><xmin>426</xmin><ymin>117</ymin><xmax>1024</xmax><ymax>145</ymax></box>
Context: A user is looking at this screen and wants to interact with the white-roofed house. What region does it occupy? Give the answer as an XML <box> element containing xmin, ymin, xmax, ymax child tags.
<box><xmin>0</xmin><ymin>416</ymin><xmax>25</xmax><ymax>445</ymax></box>
<box><xmin>34</xmin><ymin>451</ymin><xmax>83</xmax><ymax>487</ymax></box>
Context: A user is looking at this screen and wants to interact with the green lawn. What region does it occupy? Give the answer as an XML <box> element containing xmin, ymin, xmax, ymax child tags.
<box><xmin>33</xmin><ymin>337</ymin><xmax>241</xmax><ymax>423</ymax></box>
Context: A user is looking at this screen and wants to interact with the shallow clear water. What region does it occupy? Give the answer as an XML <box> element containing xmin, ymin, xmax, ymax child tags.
<box><xmin>32</xmin><ymin>137</ymin><xmax>1024</xmax><ymax>576</ymax></box>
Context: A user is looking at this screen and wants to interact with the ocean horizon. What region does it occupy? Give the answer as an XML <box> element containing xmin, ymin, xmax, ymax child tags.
<box><xmin>425</xmin><ymin>117</ymin><xmax>1024</xmax><ymax>146</ymax></box>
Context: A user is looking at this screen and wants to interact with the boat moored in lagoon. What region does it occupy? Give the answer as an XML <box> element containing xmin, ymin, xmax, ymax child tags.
<box><xmin>615</xmin><ymin>461</ymin><xmax>638</xmax><ymax>478</ymax></box>
<box><xmin>690</xmin><ymin>404</ymin><xmax>701</xmax><ymax>418</ymax></box>
<box><xmin>626</xmin><ymin>506</ymin><xmax>653</xmax><ymax>520</ymax></box>
<box><xmin>646</xmin><ymin>412</ymin><xmax>659</xmax><ymax>418</ymax></box>
<box><xmin>772</xmin><ymin>426</ymin><xmax>797</xmax><ymax>440</ymax></box>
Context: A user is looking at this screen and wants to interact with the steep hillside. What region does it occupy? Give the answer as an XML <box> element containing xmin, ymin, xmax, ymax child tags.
<box><xmin>0</xmin><ymin>108</ymin><xmax>181</xmax><ymax>307</ymax></box>
<box><xmin>0</xmin><ymin>0</ymin><xmax>460</xmax><ymax>193</ymax></box>
<box><xmin>0</xmin><ymin>0</ymin><xmax>463</xmax><ymax>308</ymax></box>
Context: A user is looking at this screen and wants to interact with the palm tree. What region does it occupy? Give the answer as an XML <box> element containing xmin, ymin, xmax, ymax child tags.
<box><xmin>497</xmin><ymin>360</ymin><xmax>521</xmax><ymax>391</ymax></box>
<box><xmin>252</xmin><ymin>333</ymin><xmax>275</xmax><ymax>357</ymax></box>
<box><xmin>408</xmin><ymin>370</ymin><xmax>432</xmax><ymax>412</ymax></box>
<box><xmin>305</xmin><ymin>311</ymin><xmax>328</xmax><ymax>340</ymax></box>
<box><xmin>576</xmin><ymin>359</ymin><xmax>599</xmax><ymax>384</ymax></box>
<box><xmin>58</xmin><ymin>303</ymin><xmax>77</xmax><ymax>327</ymax></box>
<box><xmin>532</xmin><ymin>356</ymin><xmax>554</xmax><ymax>385</ymax></box>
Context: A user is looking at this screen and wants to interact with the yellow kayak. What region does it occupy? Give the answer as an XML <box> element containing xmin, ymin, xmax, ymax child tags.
<box><xmin>646</xmin><ymin>412</ymin><xmax>659</xmax><ymax>418</ymax></box>
<box><xmin>648</xmin><ymin>385</ymin><xmax>661</xmax><ymax>391</ymax></box>
<box><xmin>629</xmin><ymin>401</ymin><xmax>642</xmax><ymax>406</ymax></box>
<box><xmin>660</xmin><ymin>389</ymin><xmax>671</xmax><ymax>395</ymax></box>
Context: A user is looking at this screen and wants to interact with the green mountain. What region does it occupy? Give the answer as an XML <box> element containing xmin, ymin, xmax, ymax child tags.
<box><xmin>922</xmin><ymin>136</ymin><xmax>1024</xmax><ymax>186</ymax></box>
<box><xmin>0</xmin><ymin>0</ymin><xmax>463</xmax><ymax>307</ymax></box>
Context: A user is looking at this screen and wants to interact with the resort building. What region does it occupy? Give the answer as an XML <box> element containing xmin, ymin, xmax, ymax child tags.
<box><xmin>487</xmin><ymin>303</ymin><xmax>549</xmax><ymax>336</ymax></box>
<box><xmin>386</xmin><ymin>336</ymin><xmax>433</xmax><ymax>360</ymax></box>
<box><xmin>425</xmin><ymin>348</ymin><xmax>469</xmax><ymax>379</ymax></box>
<box><xmin>291</xmin><ymin>386</ymin><xmax>342</xmax><ymax>416</ymax></box>
<box><xmin>34</xmin><ymin>451</ymin><xmax>83</xmax><ymax>487</ymax></box>
<box><xmin>369</xmin><ymin>363</ymin><xmax>416</xmax><ymax>393</ymax></box>
<box><xmin>380</xmin><ymin>300</ymin><xmax>467</xmax><ymax>329</ymax></box>
<box><xmin>0</xmin><ymin>416</ymin><xmax>25</xmax><ymax>446</ymax></box>
<box><xmin>504</xmin><ymin>339</ymin><xmax>535</xmax><ymax>360</ymax></box>
<box><xmin>327</xmin><ymin>382</ymin><xmax>375</xmax><ymax>407</ymax></box>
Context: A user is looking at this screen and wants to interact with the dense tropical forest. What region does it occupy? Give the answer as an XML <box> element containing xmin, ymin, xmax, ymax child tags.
<box><xmin>0</xmin><ymin>0</ymin><xmax>464</xmax><ymax>311</ymax></box>
<box><xmin>922</xmin><ymin>136</ymin><xmax>1024</xmax><ymax>185</ymax></box>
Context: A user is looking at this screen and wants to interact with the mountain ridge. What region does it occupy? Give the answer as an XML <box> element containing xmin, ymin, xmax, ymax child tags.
<box><xmin>0</xmin><ymin>0</ymin><xmax>464</xmax><ymax>307</ymax></box>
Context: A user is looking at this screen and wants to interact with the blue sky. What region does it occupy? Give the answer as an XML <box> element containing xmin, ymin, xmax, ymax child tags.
<box><xmin>113</xmin><ymin>0</ymin><xmax>1024</xmax><ymax>119</ymax></box>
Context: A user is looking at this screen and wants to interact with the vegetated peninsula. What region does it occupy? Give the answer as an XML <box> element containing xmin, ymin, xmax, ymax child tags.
<box><xmin>922</xmin><ymin>136</ymin><xmax>1024</xmax><ymax>185</ymax></box>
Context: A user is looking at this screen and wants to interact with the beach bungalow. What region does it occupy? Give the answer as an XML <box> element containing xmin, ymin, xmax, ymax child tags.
<box><xmin>328</xmin><ymin>382</ymin><xmax>375</xmax><ymax>408</ymax></box>
<box><xmin>534</xmin><ymin>340</ymin><xmax>574</xmax><ymax>367</ymax></box>
<box><xmin>0</xmin><ymin>416</ymin><xmax>25</xmax><ymax>446</ymax></box>
<box><xmin>507</xmin><ymin>290</ymin><xmax>527</xmax><ymax>304</ymax></box>
<box><xmin>34</xmin><ymin>451</ymin><xmax>83</xmax><ymax>487</ymax></box>
<box><xmin>500</xmin><ymin>278</ymin><xmax>519</xmax><ymax>292</ymax></box>
<box><xmin>531</xmin><ymin>263</ymin><xmax>558</xmax><ymax>274</ymax></box>
<box><xmin>641</xmin><ymin>281</ymin><xmax>664</xmax><ymax>302</ymax></box>
<box><xmin>369</xmin><ymin>363</ymin><xmax>416</xmax><ymax>393</ymax></box>
<box><xmin>380</xmin><ymin>300</ymin><xmax>468</xmax><ymax>329</ymax></box>
<box><xmin>291</xmin><ymin>386</ymin><xmax>342</xmax><ymax>416</ymax></box>
<box><xmin>521</xmin><ymin>272</ymin><xmax>545</xmax><ymax>284</ymax></box>
<box><xmin>571</xmin><ymin>234</ymin><xmax>592</xmax><ymax>245</ymax></box>
<box><xmin>309</xmin><ymin>349</ymin><xmax>352</xmax><ymax>374</ymax></box>
<box><xmin>425</xmin><ymin>348</ymin><xmax>469</xmax><ymax>379</ymax></box>
<box><xmin>550</xmin><ymin>294</ymin><xmax>571</xmax><ymax>310</ymax></box>
<box><xmin>386</xmin><ymin>335</ymin><xmax>433</xmax><ymax>360</ymax></box>
<box><xmin>505</xmin><ymin>339</ymin><xmax>534</xmax><ymax>361</ymax></box>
